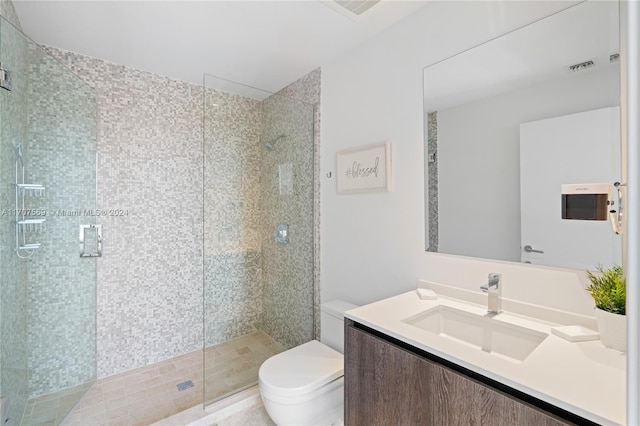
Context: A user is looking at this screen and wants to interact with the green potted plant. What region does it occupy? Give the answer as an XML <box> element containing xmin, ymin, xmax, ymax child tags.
<box><xmin>586</xmin><ymin>265</ymin><xmax>626</xmax><ymax>352</ymax></box>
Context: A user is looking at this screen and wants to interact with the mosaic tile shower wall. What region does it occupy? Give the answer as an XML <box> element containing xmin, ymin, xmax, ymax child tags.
<box><xmin>0</xmin><ymin>15</ymin><xmax>30</xmax><ymax>424</ymax></box>
<box><xmin>46</xmin><ymin>48</ymin><xmax>204</xmax><ymax>378</ymax></box>
<box><xmin>426</xmin><ymin>111</ymin><xmax>438</xmax><ymax>252</ymax></box>
<box><xmin>274</xmin><ymin>68</ymin><xmax>321</xmax><ymax>340</ymax></box>
<box><xmin>203</xmin><ymin>87</ymin><xmax>264</xmax><ymax>346</ymax></box>
<box><xmin>26</xmin><ymin>41</ymin><xmax>97</xmax><ymax>398</ymax></box>
<box><xmin>260</xmin><ymin>94</ymin><xmax>315</xmax><ymax>350</ymax></box>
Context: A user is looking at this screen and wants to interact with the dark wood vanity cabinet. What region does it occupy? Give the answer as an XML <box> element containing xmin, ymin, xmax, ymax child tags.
<box><xmin>345</xmin><ymin>320</ymin><xmax>577</xmax><ymax>426</ymax></box>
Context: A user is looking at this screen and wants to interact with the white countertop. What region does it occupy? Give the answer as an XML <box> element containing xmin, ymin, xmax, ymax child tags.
<box><xmin>345</xmin><ymin>289</ymin><xmax>626</xmax><ymax>425</ymax></box>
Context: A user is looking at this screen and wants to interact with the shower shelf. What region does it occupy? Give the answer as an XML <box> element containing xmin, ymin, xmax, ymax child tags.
<box><xmin>16</xmin><ymin>183</ymin><xmax>45</xmax><ymax>197</ymax></box>
<box><xmin>15</xmin><ymin>145</ymin><xmax>46</xmax><ymax>258</ymax></box>
<box><xmin>18</xmin><ymin>243</ymin><xmax>42</xmax><ymax>249</ymax></box>
<box><xmin>17</xmin><ymin>218</ymin><xmax>46</xmax><ymax>233</ymax></box>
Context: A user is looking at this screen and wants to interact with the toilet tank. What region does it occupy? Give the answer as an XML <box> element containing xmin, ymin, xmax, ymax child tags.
<box><xmin>320</xmin><ymin>300</ymin><xmax>357</xmax><ymax>353</ymax></box>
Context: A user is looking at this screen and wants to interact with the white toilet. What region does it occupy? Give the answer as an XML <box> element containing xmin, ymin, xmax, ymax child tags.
<box><xmin>258</xmin><ymin>300</ymin><xmax>357</xmax><ymax>426</ymax></box>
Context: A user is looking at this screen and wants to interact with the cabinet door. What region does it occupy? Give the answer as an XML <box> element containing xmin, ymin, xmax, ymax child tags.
<box><xmin>432</xmin><ymin>364</ymin><xmax>570</xmax><ymax>426</ymax></box>
<box><xmin>345</xmin><ymin>322</ymin><xmax>574</xmax><ymax>426</ymax></box>
<box><xmin>345</xmin><ymin>323</ymin><xmax>434</xmax><ymax>425</ymax></box>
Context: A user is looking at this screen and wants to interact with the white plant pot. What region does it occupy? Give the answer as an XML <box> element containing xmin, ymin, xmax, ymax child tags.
<box><xmin>595</xmin><ymin>308</ymin><xmax>626</xmax><ymax>352</ymax></box>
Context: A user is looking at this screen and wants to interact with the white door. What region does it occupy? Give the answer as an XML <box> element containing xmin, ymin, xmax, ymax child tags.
<box><xmin>519</xmin><ymin>107</ymin><xmax>621</xmax><ymax>270</ymax></box>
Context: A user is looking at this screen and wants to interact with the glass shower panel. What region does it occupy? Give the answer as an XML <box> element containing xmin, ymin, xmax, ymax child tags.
<box><xmin>203</xmin><ymin>74</ymin><xmax>314</xmax><ymax>405</ymax></box>
<box><xmin>0</xmin><ymin>16</ymin><xmax>97</xmax><ymax>426</ymax></box>
<box><xmin>0</xmin><ymin>16</ymin><xmax>30</xmax><ymax>426</ymax></box>
<box><xmin>259</xmin><ymin>93</ymin><xmax>315</xmax><ymax>351</ymax></box>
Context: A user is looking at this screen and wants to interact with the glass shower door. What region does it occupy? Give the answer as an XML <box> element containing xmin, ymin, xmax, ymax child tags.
<box><xmin>0</xmin><ymin>16</ymin><xmax>97</xmax><ymax>426</ymax></box>
<box><xmin>202</xmin><ymin>74</ymin><xmax>315</xmax><ymax>406</ymax></box>
<box><xmin>0</xmin><ymin>15</ymin><xmax>31</xmax><ymax>426</ymax></box>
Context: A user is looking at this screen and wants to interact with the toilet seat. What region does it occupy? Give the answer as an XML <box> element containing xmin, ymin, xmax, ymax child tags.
<box><xmin>259</xmin><ymin>340</ymin><xmax>343</xmax><ymax>399</ymax></box>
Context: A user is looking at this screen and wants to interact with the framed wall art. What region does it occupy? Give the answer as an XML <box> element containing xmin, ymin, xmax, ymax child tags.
<box><xmin>336</xmin><ymin>142</ymin><xmax>391</xmax><ymax>194</ymax></box>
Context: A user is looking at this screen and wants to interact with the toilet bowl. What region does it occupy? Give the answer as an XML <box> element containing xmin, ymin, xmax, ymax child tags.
<box><xmin>258</xmin><ymin>300</ymin><xmax>357</xmax><ymax>426</ymax></box>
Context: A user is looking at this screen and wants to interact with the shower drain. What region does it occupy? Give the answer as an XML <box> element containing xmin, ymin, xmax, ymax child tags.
<box><xmin>176</xmin><ymin>380</ymin><xmax>194</xmax><ymax>391</ymax></box>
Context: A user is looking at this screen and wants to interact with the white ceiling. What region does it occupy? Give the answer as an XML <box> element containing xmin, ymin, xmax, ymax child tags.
<box><xmin>13</xmin><ymin>0</ymin><xmax>430</xmax><ymax>94</ymax></box>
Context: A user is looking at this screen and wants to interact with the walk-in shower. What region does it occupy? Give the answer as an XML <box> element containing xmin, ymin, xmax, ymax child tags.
<box><xmin>203</xmin><ymin>74</ymin><xmax>315</xmax><ymax>405</ymax></box>
<box><xmin>0</xmin><ymin>13</ymin><xmax>316</xmax><ymax>425</ymax></box>
<box><xmin>0</xmin><ymin>15</ymin><xmax>97</xmax><ymax>426</ymax></box>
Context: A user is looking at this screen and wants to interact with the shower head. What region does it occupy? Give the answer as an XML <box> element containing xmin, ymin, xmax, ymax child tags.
<box><xmin>264</xmin><ymin>134</ymin><xmax>285</xmax><ymax>151</ymax></box>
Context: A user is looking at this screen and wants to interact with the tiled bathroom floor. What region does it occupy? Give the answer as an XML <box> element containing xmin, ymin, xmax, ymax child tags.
<box><xmin>204</xmin><ymin>332</ymin><xmax>283</xmax><ymax>404</ymax></box>
<box><xmin>213</xmin><ymin>401</ymin><xmax>275</xmax><ymax>426</ymax></box>
<box><xmin>153</xmin><ymin>386</ymin><xmax>275</xmax><ymax>426</ymax></box>
<box><xmin>20</xmin><ymin>331</ymin><xmax>283</xmax><ymax>426</ymax></box>
<box><xmin>19</xmin><ymin>382</ymin><xmax>93</xmax><ymax>426</ymax></box>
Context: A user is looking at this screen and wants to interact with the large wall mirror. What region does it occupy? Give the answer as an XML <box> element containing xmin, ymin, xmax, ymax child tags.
<box><xmin>424</xmin><ymin>0</ymin><xmax>622</xmax><ymax>270</ymax></box>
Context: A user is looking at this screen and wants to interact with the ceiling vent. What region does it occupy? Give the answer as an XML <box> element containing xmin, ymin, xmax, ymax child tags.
<box><xmin>320</xmin><ymin>0</ymin><xmax>382</xmax><ymax>20</ymax></box>
<box><xmin>569</xmin><ymin>60</ymin><xmax>595</xmax><ymax>72</ymax></box>
<box><xmin>334</xmin><ymin>0</ymin><xmax>381</xmax><ymax>16</ymax></box>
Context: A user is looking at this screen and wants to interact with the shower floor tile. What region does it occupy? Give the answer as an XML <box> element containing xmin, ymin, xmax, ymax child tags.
<box><xmin>21</xmin><ymin>331</ymin><xmax>282</xmax><ymax>426</ymax></box>
<box><xmin>204</xmin><ymin>332</ymin><xmax>284</xmax><ymax>404</ymax></box>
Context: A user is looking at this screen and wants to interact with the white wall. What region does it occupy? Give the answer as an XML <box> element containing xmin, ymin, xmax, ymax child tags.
<box><xmin>320</xmin><ymin>0</ymin><xmax>601</xmax><ymax>313</ymax></box>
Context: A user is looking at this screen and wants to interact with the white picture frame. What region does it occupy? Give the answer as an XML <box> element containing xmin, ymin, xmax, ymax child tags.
<box><xmin>336</xmin><ymin>142</ymin><xmax>391</xmax><ymax>194</ymax></box>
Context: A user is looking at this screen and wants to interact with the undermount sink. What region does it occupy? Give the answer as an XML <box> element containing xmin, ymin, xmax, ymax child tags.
<box><xmin>402</xmin><ymin>305</ymin><xmax>547</xmax><ymax>362</ymax></box>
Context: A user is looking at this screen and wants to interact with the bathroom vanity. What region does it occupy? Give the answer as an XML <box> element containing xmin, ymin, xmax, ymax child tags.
<box><xmin>344</xmin><ymin>289</ymin><xmax>625</xmax><ymax>425</ymax></box>
<box><xmin>345</xmin><ymin>321</ymin><xmax>572</xmax><ymax>425</ymax></box>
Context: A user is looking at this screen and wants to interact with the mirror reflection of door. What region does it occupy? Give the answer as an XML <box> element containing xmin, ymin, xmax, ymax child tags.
<box><xmin>519</xmin><ymin>107</ymin><xmax>622</xmax><ymax>269</ymax></box>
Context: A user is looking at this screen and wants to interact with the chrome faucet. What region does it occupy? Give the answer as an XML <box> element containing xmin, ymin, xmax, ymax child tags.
<box><xmin>480</xmin><ymin>273</ymin><xmax>502</xmax><ymax>314</ymax></box>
